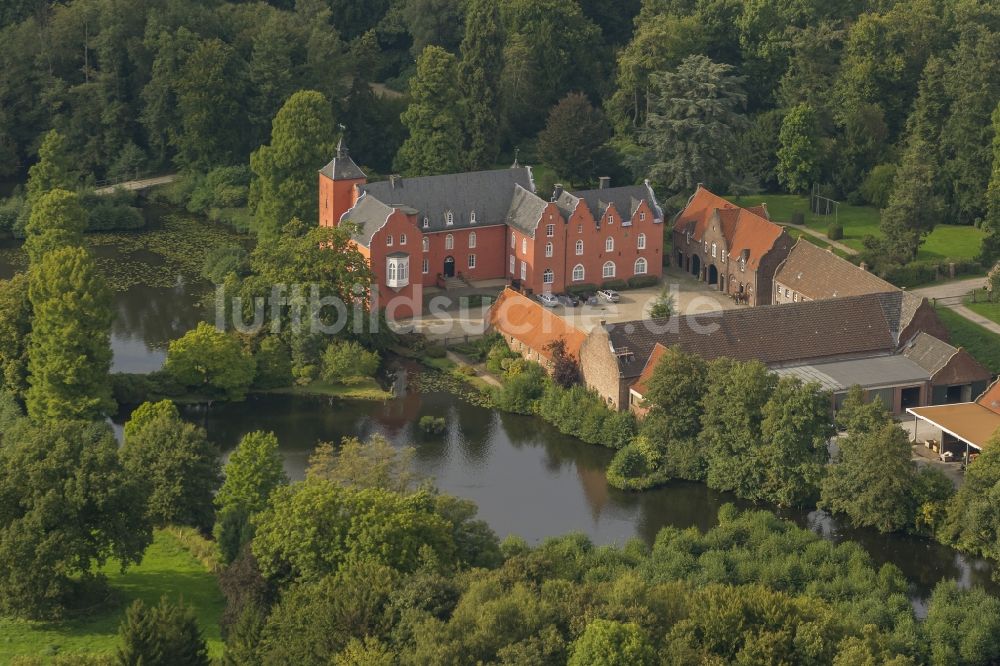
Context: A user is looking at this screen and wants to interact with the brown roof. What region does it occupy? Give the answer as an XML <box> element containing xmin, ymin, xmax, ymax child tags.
<box><xmin>488</xmin><ymin>288</ymin><xmax>586</xmax><ymax>362</ymax></box>
<box><xmin>631</xmin><ymin>343</ymin><xmax>668</xmax><ymax>397</ymax></box>
<box><xmin>908</xmin><ymin>379</ymin><xmax>1000</xmax><ymax>449</ymax></box>
<box><xmin>774</xmin><ymin>239</ymin><xmax>897</xmax><ymax>300</ymax></box>
<box><xmin>605</xmin><ymin>292</ymin><xmax>898</xmax><ymax>379</ymax></box>
<box><xmin>979</xmin><ymin>379</ymin><xmax>1000</xmax><ymax>415</ymax></box>
<box><xmin>903</xmin><ymin>332</ymin><xmax>961</xmax><ymax>375</ymax></box>
<box><xmin>672</xmin><ymin>186</ymin><xmax>785</xmax><ymax>271</ymax></box>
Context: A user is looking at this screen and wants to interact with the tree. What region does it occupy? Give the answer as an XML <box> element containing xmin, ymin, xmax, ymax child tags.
<box><xmin>925</xmin><ymin>581</ymin><xmax>1000</xmax><ymax>666</ymax></box>
<box><xmin>26</xmin><ymin>246</ymin><xmax>114</xmax><ymax>422</ymax></box>
<box><xmin>116</xmin><ymin>597</ymin><xmax>210</xmax><ymax>666</ymax></box>
<box><xmin>0</xmin><ymin>419</ymin><xmax>149</xmax><ymax>618</ymax></box>
<box><xmin>643</xmin><ymin>347</ymin><xmax>706</xmax><ymax>442</ymax></box>
<box><xmin>638</xmin><ymin>55</ymin><xmax>747</xmax><ymax>193</ymax></box>
<box><xmin>988</xmin><ymin>262</ymin><xmax>1000</xmax><ymax>303</ymax></box>
<box><xmin>537</xmin><ymin>93</ymin><xmax>611</xmax><ymax>187</ymax></box>
<box><xmin>25</xmin><ymin>129</ymin><xmax>76</xmax><ymax>203</ymax></box>
<box><xmin>819</xmin><ymin>422</ymin><xmax>919</xmax><ymax>533</ymax></box>
<box><xmin>403</xmin><ymin>0</ymin><xmax>467</xmax><ymax>58</ymax></box>
<box><xmin>459</xmin><ymin>0</ymin><xmax>503</xmax><ymax>170</ymax></box>
<box><xmin>23</xmin><ymin>188</ymin><xmax>86</xmax><ymax>264</ymax></box>
<box><xmin>835</xmin><ymin>385</ymin><xmax>889</xmax><ymax>436</ymax></box>
<box><xmin>121</xmin><ymin>400</ymin><xmax>221</xmax><ymax>532</ymax></box>
<box><xmin>875</xmin><ymin>133</ymin><xmax>943</xmax><ymax>262</ymax></box>
<box><xmin>983</xmin><ymin>100</ymin><xmax>1000</xmax><ymax>264</ymax></box>
<box><xmin>395</xmin><ymin>46</ymin><xmax>465</xmax><ymax>176</ymax></box>
<box><xmin>647</xmin><ymin>287</ymin><xmax>674</xmax><ymax>319</ymax></box>
<box><xmin>939</xmin><ymin>432</ymin><xmax>1000</xmax><ymax>560</ymax></box>
<box><xmin>0</xmin><ymin>273</ymin><xmax>31</xmax><ymax>397</ymax></box>
<box><xmin>777</xmin><ymin>103</ymin><xmax>821</xmax><ymax>194</ymax></box>
<box><xmin>307</xmin><ymin>435</ymin><xmax>420</xmax><ymax>494</ymax></box>
<box><xmin>321</xmin><ymin>340</ymin><xmax>380</xmax><ymax>384</ymax></box>
<box><xmin>701</xmin><ymin>359</ymin><xmax>776</xmax><ymax>497</ymax></box>
<box><xmin>568</xmin><ymin>619</ymin><xmax>656</xmax><ymax>666</ymax></box>
<box><xmin>544</xmin><ymin>338</ymin><xmax>579</xmax><ymax>388</ymax></box>
<box><xmin>757</xmin><ymin>377</ymin><xmax>833</xmax><ymax>507</ymax></box>
<box><xmin>165</xmin><ymin>322</ymin><xmax>256</xmax><ymax>401</ymax></box>
<box><xmin>249</xmin><ymin>90</ymin><xmax>335</xmax><ymax>240</ymax></box>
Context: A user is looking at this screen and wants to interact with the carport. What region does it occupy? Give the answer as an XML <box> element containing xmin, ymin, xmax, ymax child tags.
<box><xmin>907</xmin><ymin>401</ymin><xmax>1000</xmax><ymax>463</ymax></box>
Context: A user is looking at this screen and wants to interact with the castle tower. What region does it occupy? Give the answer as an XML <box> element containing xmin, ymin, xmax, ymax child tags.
<box><xmin>318</xmin><ymin>136</ymin><xmax>367</xmax><ymax>228</ymax></box>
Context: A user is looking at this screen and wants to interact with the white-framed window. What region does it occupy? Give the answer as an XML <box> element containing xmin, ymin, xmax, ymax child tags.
<box><xmin>469</xmin><ymin>231</ymin><xmax>477</xmax><ymax>248</ymax></box>
<box><xmin>509</xmin><ymin>255</ymin><xmax>515</xmax><ymax>274</ymax></box>
<box><xmin>511</xmin><ymin>232</ymin><xmax>516</xmax><ymax>248</ymax></box>
<box><xmin>776</xmin><ymin>284</ymin><xmax>782</xmax><ymax>295</ymax></box>
<box><xmin>386</xmin><ymin>235</ymin><xmax>393</xmax><ymax>246</ymax></box>
<box><xmin>575</xmin><ymin>239</ymin><xmax>584</xmax><ymax>255</ymax></box>
<box><xmin>468</xmin><ymin>254</ymin><xmax>476</xmax><ymax>269</ymax></box>
<box><xmin>634</xmin><ymin>257</ymin><xmax>647</xmax><ymax>275</ymax></box>
<box><xmin>422</xmin><ymin>237</ymin><xmax>429</xmax><ymax>253</ymax></box>
<box><xmin>470</xmin><ymin>211</ymin><xmax>477</xmax><ymax>224</ymax></box>
<box><xmin>400</xmin><ymin>233</ymin><xmax>407</xmax><ymax>245</ymax></box>
<box><xmin>608</xmin><ymin>214</ymin><xmax>614</xmax><ymax>225</ymax></box>
<box><xmin>686</xmin><ymin>232</ymin><xmax>691</xmax><ymax>245</ymax></box>
<box><xmin>577</xmin><ymin>224</ymin><xmax>582</xmax><ymax>233</ymax></box>
<box><xmin>602</xmin><ymin>261</ymin><xmax>616</xmax><ymax>279</ymax></box>
<box><xmin>543</xmin><ymin>268</ymin><xmax>554</xmax><ymax>284</ymax></box>
<box><xmin>546</xmin><ymin>223</ymin><xmax>554</xmax><ymax>237</ymax></box>
<box><xmin>640</xmin><ymin>211</ymin><xmax>646</xmax><ymax>221</ymax></box>
<box><xmin>711</xmin><ymin>242</ymin><xmax>717</xmax><ymax>258</ymax></box>
<box><xmin>605</xmin><ymin>237</ymin><xmax>614</xmax><ymax>252</ymax></box>
<box><xmin>386</xmin><ymin>256</ymin><xmax>409</xmax><ymax>288</ymax></box>
<box><xmin>704</xmin><ymin>241</ymin><xmax>709</xmax><ymax>253</ymax></box>
<box><xmin>446</xmin><ymin>211</ymin><xmax>454</xmax><ymax>226</ymax></box>
<box><xmin>572</xmin><ymin>264</ymin><xmax>585</xmax><ymax>281</ymax></box>
<box><xmin>637</xmin><ymin>233</ymin><xmax>646</xmax><ymax>250</ymax></box>
<box><xmin>422</xmin><ymin>258</ymin><xmax>429</xmax><ymax>274</ymax></box>
<box><xmin>740</xmin><ymin>258</ymin><xmax>746</xmax><ymax>272</ymax></box>
<box><xmin>521</xmin><ymin>238</ymin><xmax>527</xmax><ymax>254</ymax></box>
<box><xmin>545</xmin><ymin>242</ymin><xmax>553</xmax><ymax>258</ymax></box>
<box><xmin>423</xmin><ymin>217</ymin><xmax>429</xmax><ymax>228</ymax></box>
<box><xmin>520</xmin><ymin>261</ymin><xmax>526</xmax><ymax>280</ymax></box>
<box><xmin>785</xmin><ymin>288</ymin><xmax>790</xmax><ymax>298</ymax></box>
<box><xmin>445</xmin><ymin>234</ymin><xmax>454</xmax><ymax>250</ymax></box>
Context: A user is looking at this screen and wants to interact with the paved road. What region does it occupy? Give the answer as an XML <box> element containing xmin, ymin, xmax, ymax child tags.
<box><xmin>94</xmin><ymin>173</ymin><xmax>177</xmax><ymax>195</ymax></box>
<box><xmin>779</xmin><ymin>222</ymin><xmax>858</xmax><ymax>255</ymax></box>
<box><xmin>913</xmin><ymin>276</ymin><xmax>988</xmax><ymax>300</ymax></box>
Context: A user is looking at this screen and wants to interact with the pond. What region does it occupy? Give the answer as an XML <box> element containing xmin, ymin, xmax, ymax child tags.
<box><xmin>5</xmin><ymin>210</ymin><xmax>997</xmax><ymax>612</ymax></box>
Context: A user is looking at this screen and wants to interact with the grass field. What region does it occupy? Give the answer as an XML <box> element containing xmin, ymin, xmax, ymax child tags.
<box><xmin>268</xmin><ymin>376</ymin><xmax>392</xmax><ymax>401</ymax></box>
<box><xmin>730</xmin><ymin>194</ymin><xmax>984</xmax><ymax>260</ymax></box>
<box><xmin>0</xmin><ymin>530</ymin><xmax>225</xmax><ymax>662</ymax></box>
<box><xmin>965</xmin><ymin>289</ymin><xmax>1000</xmax><ymax>325</ymax></box>
<box><xmin>936</xmin><ymin>307</ymin><xmax>1000</xmax><ymax>374</ymax></box>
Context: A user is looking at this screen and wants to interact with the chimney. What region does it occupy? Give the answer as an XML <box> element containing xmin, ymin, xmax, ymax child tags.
<box><xmin>599</xmin><ymin>176</ymin><xmax>610</xmax><ymax>190</ymax></box>
<box><xmin>859</xmin><ymin>261</ymin><xmax>868</xmax><ymax>272</ymax></box>
<box><xmin>390</xmin><ymin>174</ymin><xmax>401</xmax><ymax>189</ymax></box>
<box><xmin>552</xmin><ymin>184</ymin><xmax>564</xmax><ymax>201</ymax></box>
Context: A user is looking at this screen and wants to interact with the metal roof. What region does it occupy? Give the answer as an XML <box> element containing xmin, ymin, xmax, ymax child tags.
<box><xmin>774</xmin><ymin>354</ymin><xmax>931</xmax><ymax>393</ymax></box>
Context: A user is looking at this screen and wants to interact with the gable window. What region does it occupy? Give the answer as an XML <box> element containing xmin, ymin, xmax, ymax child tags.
<box><xmin>575</xmin><ymin>239</ymin><xmax>584</xmax><ymax>255</ymax></box>
<box><xmin>602</xmin><ymin>261</ymin><xmax>616</xmax><ymax>279</ymax></box>
<box><xmin>637</xmin><ymin>233</ymin><xmax>646</xmax><ymax>250</ymax></box>
<box><xmin>711</xmin><ymin>242</ymin><xmax>717</xmax><ymax>258</ymax></box>
<box><xmin>423</xmin><ymin>217</ymin><xmax>429</xmax><ymax>228</ymax></box>
<box><xmin>386</xmin><ymin>256</ymin><xmax>409</xmax><ymax>288</ymax></box>
<box><xmin>470</xmin><ymin>211</ymin><xmax>477</xmax><ymax>224</ymax></box>
<box><xmin>577</xmin><ymin>224</ymin><xmax>582</xmax><ymax>233</ymax></box>
<box><xmin>634</xmin><ymin>257</ymin><xmax>648</xmax><ymax>275</ymax></box>
<box><xmin>686</xmin><ymin>232</ymin><xmax>691</xmax><ymax>245</ymax></box>
<box><xmin>545</xmin><ymin>242</ymin><xmax>553</xmax><ymax>258</ymax></box>
<box><xmin>572</xmin><ymin>264</ymin><xmax>585</xmax><ymax>282</ymax></box>
<box><xmin>445</xmin><ymin>234</ymin><xmax>454</xmax><ymax>250</ymax></box>
<box><xmin>521</xmin><ymin>238</ymin><xmax>527</xmax><ymax>254</ymax></box>
<box><xmin>520</xmin><ymin>261</ymin><xmax>526</xmax><ymax>280</ymax></box>
<box><xmin>605</xmin><ymin>237</ymin><xmax>614</xmax><ymax>252</ymax></box>
<box><xmin>546</xmin><ymin>223</ymin><xmax>555</xmax><ymax>237</ymax></box>
<box><xmin>446</xmin><ymin>211</ymin><xmax>454</xmax><ymax>226</ymax></box>
<box><xmin>468</xmin><ymin>254</ymin><xmax>476</xmax><ymax>269</ymax></box>
<box><xmin>422</xmin><ymin>237</ymin><xmax>429</xmax><ymax>253</ymax></box>
<box><xmin>386</xmin><ymin>235</ymin><xmax>393</xmax><ymax>246</ymax></box>
<box><xmin>543</xmin><ymin>268</ymin><xmax>554</xmax><ymax>284</ymax></box>
<box><xmin>469</xmin><ymin>231</ymin><xmax>477</xmax><ymax>248</ymax></box>
<box><xmin>608</xmin><ymin>214</ymin><xmax>614</xmax><ymax>225</ymax></box>
<box><xmin>400</xmin><ymin>233</ymin><xmax>407</xmax><ymax>245</ymax></box>
<box><xmin>640</xmin><ymin>212</ymin><xmax>646</xmax><ymax>221</ymax></box>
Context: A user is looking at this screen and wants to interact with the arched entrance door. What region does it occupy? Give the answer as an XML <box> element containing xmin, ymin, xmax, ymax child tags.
<box><xmin>443</xmin><ymin>256</ymin><xmax>455</xmax><ymax>277</ymax></box>
<box><xmin>691</xmin><ymin>254</ymin><xmax>701</xmax><ymax>279</ymax></box>
<box><xmin>708</xmin><ymin>264</ymin><xmax>719</xmax><ymax>287</ymax></box>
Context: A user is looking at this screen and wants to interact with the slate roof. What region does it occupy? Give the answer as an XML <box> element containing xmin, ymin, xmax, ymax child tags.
<box><xmin>342</xmin><ymin>194</ymin><xmax>395</xmax><ymax>246</ymax></box>
<box><xmin>902</xmin><ymin>332</ymin><xmax>961</xmax><ymax>376</ymax></box>
<box><xmin>605</xmin><ymin>293</ymin><xmax>899</xmax><ymax>379</ymax></box>
<box><xmin>319</xmin><ymin>137</ymin><xmax>366</xmax><ymax>181</ymax></box>
<box><xmin>673</xmin><ymin>186</ymin><xmax>786</xmax><ymax>271</ymax></box>
<box><xmin>873</xmin><ymin>290</ymin><xmax>926</xmax><ymax>344</ymax></box>
<box><xmin>358</xmin><ymin>167</ymin><xmax>535</xmax><ymax>233</ymax></box>
<box><xmin>775</xmin><ymin>239</ymin><xmax>897</xmax><ymax>300</ymax></box>
<box><xmin>506</xmin><ymin>185</ymin><xmax>549</xmax><ymax>237</ymax></box>
<box><xmin>571</xmin><ymin>183</ymin><xmax>664</xmax><ymax>224</ymax></box>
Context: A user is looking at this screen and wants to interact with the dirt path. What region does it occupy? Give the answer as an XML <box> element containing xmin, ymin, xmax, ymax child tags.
<box><xmin>94</xmin><ymin>173</ymin><xmax>177</xmax><ymax>195</ymax></box>
<box><xmin>779</xmin><ymin>222</ymin><xmax>858</xmax><ymax>255</ymax></box>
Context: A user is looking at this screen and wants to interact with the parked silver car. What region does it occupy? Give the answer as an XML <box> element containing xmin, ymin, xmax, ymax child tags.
<box><xmin>537</xmin><ymin>292</ymin><xmax>559</xmax><ymax>307</ymax></box>
<box><xmin>597</xmin><ymin>289</ymin><xmax>620</xmax><ymax>303</ymax></box>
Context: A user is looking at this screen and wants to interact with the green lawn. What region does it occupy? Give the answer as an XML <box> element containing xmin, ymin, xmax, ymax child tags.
<box><xmin>936</xmin><ymin>307</ymin><xmax>1000</xmax><ymax>374</ymax></box>
<box><xmin>267</xmin><ymin>376</ymin><xmax>392</xmax><ymax>401</ymax></box>
<box><xmin>965</xmin><ymin>289</ymin><xmax>1000</xmax><ymax>325</ymax></box>
<box><xmin>0</xmin><ymin>530</ymin><xmax>225</xmax><ymax>662</ymax></box>
<box><xmin>730</xmin><ymin>194</ymin><xmax>984</xmax><ymax>260</ymax></box>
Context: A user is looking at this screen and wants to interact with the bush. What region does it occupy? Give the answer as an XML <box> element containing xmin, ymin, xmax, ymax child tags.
<box><xmin>86</xmin><ymin>200</ymin><xmax>144</xmax><ymax>231</ymax></box>
<box><xmin>424</xmin><ymin>345</ymin><xmax>447</xmax><ymax>359</ymax></box>
<box><xmin>485</xmin><ymin>343</ymin><xmax>518</xmax><ymax>375</ymax></box>
<box><xmin>566</xmin><ymin>283</ymin><xmax>598</xmax><ymax>296</ymax></box>
<box><xmin>601</xmin><ymin>279</ymin><xmax>628</xmax><ymax>290</ymax></box>
<box><xmin>827</xmin><ymin>222</ymin><xmax>843</xmax><ymax>240</ymax></box>
<box><xmin>626</xmin><ymin>275</ymin><xmax>659</xmax><ymax>289</ymax></box>
<box><xmin>791</xmin><ymin>212</ymin><xmax>805</xmax><ymax>225</ymax></box>
<box><xmin>0</xmin><ymin>195</ymin><xmax>24</xmax><ymax>234</ymax></box>
<box><xmin>860</xmin><ymin>164</ymin><xmax>897</xmax><ymax>208</ymax></box>
<box><xmin>253</xmin><ymin>336</ymin><xmax>293</xmax><ymax>389</ymax></box>
<box><xmin>321</xmin><ymin>340</ymin><xmax>380</xmax><ymax>384</ymax></box>
<box><xmin>879</xmin><ymin>259</ymin><xmax>983</xmax><ymax>288</ymax></box>
<box><xmin>165</xmin><ymin>322</ymin><xmax>256</xmax><ymax>400</ymax></box>
<box><xmin>493</xmin><ymin>361</ymin><xmax>546</xmax><ymax>414</ymax></box>
<box><xmin>606</xmin><ymin>444</ymin><xmax>660</xmax><ymax>490</ymax></box>
<box><xmin>187</xmin><ymin>165</ymin><xmax>251</xmax><ymax>214</ymax></box>
<box><xmin>419</xmin><ymin>415</ymin><xmax>447</xmax><ymax>434</ymax></box>
<box><xmin>202</xmin><ymin>245</ymin><xmax>249</xmax><ymax>284</ymax></box>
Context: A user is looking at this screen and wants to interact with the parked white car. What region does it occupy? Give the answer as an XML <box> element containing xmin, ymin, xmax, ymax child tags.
<box><xmin>537</xmin><ymin>292</ymin><xmax>559</xmax><ymax>307</ymax></box>
<box><xmin>597</xmin><ymin>289</ymin><xmax>620</xmax><ymax>303</ymax></box>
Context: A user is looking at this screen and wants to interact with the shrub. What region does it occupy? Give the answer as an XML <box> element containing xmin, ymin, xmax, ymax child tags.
<box><xmin>860</xmin><ymin>163</ymin><xmax>897</xmax><ymax>208</ymax></box>
<box><xmin>187</xmin><ymin>165</ymin><xmax>251</xmax><ymax>214</ymax></box>
<box><xmin>601</xmin><ymin>279</ymin><xmax>628</xmax><ymax>290</ymax></box>
<box><xmin>791</xmin><ymin>212</ymin><xmax>805</xmax><ymax>225</ymax></box>
<box><xmin>879</xmin><ymin>259</ymin><xmax>983</xmax><ymax>289</ymax></box>
<box><xmin>419</xmin><ymin>415</ymin><xmax>447</xmax><ymax>434</ymax></box>
<box><xmin>0</xmin><ymin>195</ymin><xmax>24</xmax><ymax>234</ymax></box>
<box><xmin>493</xmin><ymin>361</ymin><xmax>546</xmax><ymax>414</ymax></box>
<box><xmin>627</xmin><ymin>275</ymin><xmax>659</xmax><ymax>288</ymax></box>
<box><xmin>86</xmin><ymin>200</ymin><xmax>144</xmax><ymax>231</ymax></box>
<box><xmin>253</xmin><ymin>336</ymin><xmax>293</xmax><ymax>389</ymax></box>
<box><xmin>566</xmin><ymin>283</ymin><xmax>598</xmax><ymax>296</ymax></box>
<box><xmin>321</xmin><ymin>340</ymin><xmax>380</xmax><ymax>384</ymax></box>
<box><xmin>606</xmin><ymin>444</ymin><xmax>659</xmax><ymax>490</ymax></box>
<box><xmin>165</xmin><ymin>322</ymin><xmax>256</xmax><ymax>400</ymax></box>
<box><xmin>827</xmin><ymin>222</ymin><xmax>843</xmax><ymax>240</ymax></box>
<box><xmin>424</xmin><ymin>345</ymin><xmax>447</xmax><ymax>359</ymax></box>
<box><xmin>485</xmin><ymin>343</ymin><xmax>518</xmax><ymax>375</ymax></box>
<box><xmin>455</xmin><ymin>365</ymin><xmax>476</xmax><ymax>376</ymax></box>
<box><xmin>116</xmin><ymin>597</ymin><xmax>210</xmax><ymax>666</ymax></box>
<box><xmin>202</xmin><ymin>245</ymin><xmax>249</xmax><ymax>284</ymax></box>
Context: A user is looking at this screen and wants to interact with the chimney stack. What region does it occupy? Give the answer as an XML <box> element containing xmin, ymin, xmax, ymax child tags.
<box><xmin>859</xmin><ymin>261</ymin><xmax>868</xmax><ymax>272</ymax></box>
<box><xmin>552</xmin><ymin>184</ymin><xmax>564</xmax><ymax>201</ymax></box>
<box><xmin>390</xmin><ymin>174</ymin><xmax>401</xmax><ymax>189</ymax></box>
<box><xmin>599</xmin><ymin>176</ymin><xmax>610</xmax><ymax>190</ymax></box>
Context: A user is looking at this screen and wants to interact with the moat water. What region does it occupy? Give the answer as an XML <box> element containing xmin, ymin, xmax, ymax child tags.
<box><xmin>2</xmin><ymin>222</ymin><xmax>997</xmax><ymax>613</ymax></box>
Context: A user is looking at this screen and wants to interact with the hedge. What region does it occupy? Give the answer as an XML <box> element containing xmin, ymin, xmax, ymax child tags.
<box><xmin>627</xmin><ymin>275</ymin><xmax>659</xmax><ymax>288</ymax></box>
<box><xmin>879</xmin><ymin>259</ymin><xmax>983</xmax><ymax>288</ymax></box>
<box><xmin>827</xmin><ymin>223</ymin><xmax>843</xmax><ymax>241</ymax></box>
<box><xmin>601</xmin><ymin>279</ymin><xmax>628</xmax><ymax>290</ymax></box>
<box><xmin>566</xmin><ymin>283</ymin><xmax>598</xmax><ymax>296</ymax></box>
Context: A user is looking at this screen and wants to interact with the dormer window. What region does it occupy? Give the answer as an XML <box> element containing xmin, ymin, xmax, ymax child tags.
<box><xmin>446</xmin><ymin>211</ymin><xmax>454</xmax><ymax>226</ymax></box>
<box><xmin>470</xmin><ymin>211</ymin><xmax>477</xmax><ymax>224</ymax></box>
<box><xmin>423</xmin><ymin>217</ymin><xmax>429</xmax><ymax>228</ymax></box>
<box><xmin>386</xmin><ymin>255</ymin><xmax>409</xmax><ymax>288</ymax></box>
<box><xmin>639</xmin><ymin>212</ymin><xmax>646</xmax><ymax>221</ymax></box>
